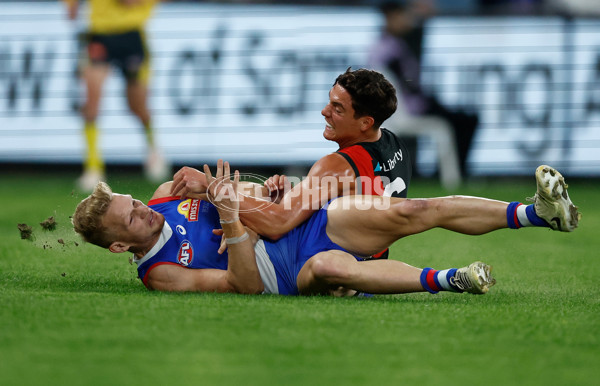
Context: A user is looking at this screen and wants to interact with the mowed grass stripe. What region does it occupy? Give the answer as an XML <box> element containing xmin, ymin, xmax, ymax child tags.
<box><xmin>0</xmin><ymin>171</ymin><xmax>598</xmax><ymax>386</ymax></box>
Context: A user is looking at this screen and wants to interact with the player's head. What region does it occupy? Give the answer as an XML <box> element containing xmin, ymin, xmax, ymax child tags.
<box><xmin>332</xmin><ymin>68</ymin><xmax>397</xmax><ymax>129</ymax></box>
<box><xmin>72</xmin><ymin>182</ymin><xmax>164</xmax><ymax>254</ymax></box>
<box><xmin>72</xmin><ymin>182</ymin><xmax>115</xmax><ymax>248</ymax></box>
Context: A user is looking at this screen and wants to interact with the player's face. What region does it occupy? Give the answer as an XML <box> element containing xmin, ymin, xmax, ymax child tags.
<box><xmin>102</xmin><ymin>193</ymin><xmax>164</xmax><ymax>252</ymax></box>
<box><xmin>321</xmin><ymin>84</ymin><xmax>365</xmax><ymax>148</ymax></box>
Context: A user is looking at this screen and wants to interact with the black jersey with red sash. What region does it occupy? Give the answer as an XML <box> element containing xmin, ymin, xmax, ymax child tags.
<box><xmin>336</xmin><ymin>128</ymin><xmax>412</xmax><ymax>259</ymax></box>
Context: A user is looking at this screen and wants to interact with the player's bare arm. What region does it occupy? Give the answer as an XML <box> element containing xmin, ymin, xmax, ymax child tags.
<box><xmin>168</xmin><ymin>154</ymin><xmax>358</xmax><ymax>240</ymax></box>
<box><xmin>149</xmin><ymin>161</ymin><xmax>264</xmax><ymax>294</ymax></box>
<box><xmin>170</xmin><ymin>166</ymin><xmax>270</xmax><ymax>201</ymax></box>
<box><xmin>238</xmin><ymin>153</ymin><xmax>357</xmax><ymax>240</ymax></box>
<box><xmin>147</xmin><ymin>265</ymin><xmax>236</xmax><ymax>292</ymax></box>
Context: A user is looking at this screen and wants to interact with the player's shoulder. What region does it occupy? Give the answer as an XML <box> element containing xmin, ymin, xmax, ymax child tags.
<box><xmin>308</xmin><ymin>152</ymin><xmax>355</xmax><ymax>177</ymax></box>
<box><xmin>150</xmin><ymin>181</ymin><xmax>173</xmax><ymax>201</ymax></box>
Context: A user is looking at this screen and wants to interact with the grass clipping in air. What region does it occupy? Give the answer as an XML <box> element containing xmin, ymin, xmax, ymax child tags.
<box><xmin>18</xmin><ymin>213</ymin><xmax>80</xmax><ymax>249</ymax></box>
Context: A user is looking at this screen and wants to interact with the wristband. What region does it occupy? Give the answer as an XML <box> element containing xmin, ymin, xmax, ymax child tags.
<box><xmin>225</xmin><ymin>232</ymin><xmax>249</xmax><ymax>245</ymax></box>
<box><xmin>219</xmin><ymin>217</ymin><xmax>239</xmax><ymax>224</ymax></box>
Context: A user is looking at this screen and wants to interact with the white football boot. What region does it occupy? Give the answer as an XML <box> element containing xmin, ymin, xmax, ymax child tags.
<box><xmin>529</xmin><ymin>165</ymin><xmax>581</xmax><ymax>232</ymax></box>
<box><xmin>450</xmin><ymin>262</ymin><xmax>496</xmax><ymax>294</ymax></box>
<box><xmin>77</xmin><ymin>169</ymin><xmax>105</xmax><ymax>193</ymax></box>
<box><xmin>145</xmin><ymin>147</ymin><xmax>170</xmax><ymax>183</ymax></box>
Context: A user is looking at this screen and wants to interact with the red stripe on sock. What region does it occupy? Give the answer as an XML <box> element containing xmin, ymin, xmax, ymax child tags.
<box><xmin>513</xmin><ymin>203</ymin><xmax>522</xmax><ymax>228</ymax></box>
<box><xmin>426</xmin><ymin>269</ymin><xmax>441</xmax><ymax>292</ymax></box>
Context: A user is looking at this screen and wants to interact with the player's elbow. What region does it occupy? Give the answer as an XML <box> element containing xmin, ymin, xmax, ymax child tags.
<box><xmin>147</xmin><ymin>280</ymin><xmax>186</xmax><ymax>292</ymax></box>
<box><xmin>238</xmin><ymin>284</ymin><xmax>264</xmax><ymax>295</ymax></box>
<box><xmin>246</xmin><ymin>219</ymin><xmax>286</xmax><ymax>240</ymax></box>
<box><xmin>259</xmin><ymin>215</ymin><xmax>293</xmax><ymax>240</ymax></box>
<box><xmin>240</xmin><ymin>204</ymin><xmax>296</xmax><ymax>240</ymax></box>
<box><xmin>231</xmin><ymin>280</ymin><xmax>264</xmax><ymax>295</ymax></box>
<box><xmin>261</xmin><ymin>229</ymin><xmax>284</xmax><ymax>241</ymax></box>
<box><xmin>225</xmin><ymin>270</ymin><xmax>264</xmax><ymax>294</ymax></box>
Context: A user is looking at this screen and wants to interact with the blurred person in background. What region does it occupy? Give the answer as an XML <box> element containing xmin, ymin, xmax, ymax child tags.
<box><xmin>64</xmin><ymin>0</ymin><xmax>169</xmax><ymax>191</ymax></box>
<box><xmin>369</xmin><ymin>0</ymin><xmax>479</xmax><ymax>178</ymax></box>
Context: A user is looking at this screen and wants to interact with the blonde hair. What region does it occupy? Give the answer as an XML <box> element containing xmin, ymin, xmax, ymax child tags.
<box><xmin>72</xmin><ymin>181</ymin><xmax>115</xmax><ymax>248</ymax></box>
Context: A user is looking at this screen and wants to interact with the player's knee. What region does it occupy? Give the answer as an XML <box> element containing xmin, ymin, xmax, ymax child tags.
<box><xmin>128</xmin><ymin>102</ymin><xmax>149</xmax><ymax>121</ymax></box>
<box><xmin>308</xmin><ymin>252</ymin><xmax>354</xmax><ymax>284</ymax></box>
<box><xmin>391</xmin><ymin>199</ymin><xmax>433</xmax><ymax>223</ymax></box>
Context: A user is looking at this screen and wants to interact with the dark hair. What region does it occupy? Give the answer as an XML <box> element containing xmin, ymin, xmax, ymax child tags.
<box><xmin>334</xmin><ymin>68</ymin><xmax>397</xmax><ymax>129</ymax></box>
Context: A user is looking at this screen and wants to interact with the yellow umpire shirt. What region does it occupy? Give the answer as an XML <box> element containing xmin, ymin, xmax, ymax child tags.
<box><xmin>64</xmin><ymin>0</ymin><xmax>158</xmax><ymax>34</ymax></box>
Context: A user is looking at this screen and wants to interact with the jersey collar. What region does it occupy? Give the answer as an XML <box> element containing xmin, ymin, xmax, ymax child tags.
<box><xmin>132</xmin><ymin>221</ymin><xmax>173</xmax><ymax>267</ymax></box>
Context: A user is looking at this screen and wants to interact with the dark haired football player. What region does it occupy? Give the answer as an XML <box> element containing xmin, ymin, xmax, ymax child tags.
<box><xmin>173</xmin><ymin>68</ymin><xmax>412</xmax><ymax>260</ymax></box>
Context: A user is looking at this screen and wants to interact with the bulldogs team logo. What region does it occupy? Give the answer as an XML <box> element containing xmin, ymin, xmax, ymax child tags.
<box><xmin>177</xmin><ymin>240</ymin><xmax>193</xmax><ymax>266</ymax></box>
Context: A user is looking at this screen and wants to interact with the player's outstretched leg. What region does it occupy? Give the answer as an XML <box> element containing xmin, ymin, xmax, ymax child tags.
<box><xmin>326</xmin><ymin>165</ymin><xmax>580</xmax><ymax>257</ymax></box>
<box><xmin>530</xmin><ymin>165</ymin><xmax>580</xmax><ymax>231</ymax></box>
<box><xmin>296</xmin><ymin>250</ymin><xmax>496</xmax><ymax>296</ymax></box>
<box><xmin>325</xmin><ymin>195</ymin><xmax>508</xmax><ymax>257</ymax></box>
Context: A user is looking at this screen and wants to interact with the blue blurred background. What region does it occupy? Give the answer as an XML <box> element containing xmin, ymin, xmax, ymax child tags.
<box><xmin>1</xmin><ymin>0</ymin><xmax>599</xmax><ymax>179</ymax></box>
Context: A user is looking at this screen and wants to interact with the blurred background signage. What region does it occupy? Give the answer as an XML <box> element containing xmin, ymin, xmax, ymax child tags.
<box><xmin>1</xmin><ymin>2</ymin><xmax>598</xmax><ymax>175</ymax></box>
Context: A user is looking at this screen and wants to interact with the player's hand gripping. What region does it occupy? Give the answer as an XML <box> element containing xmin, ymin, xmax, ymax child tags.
<box><xmin>170</xmin><ymin>166</ymin><xmax>208</xmax><ymax>200</ymax></box>
<box><xmin>263</xmin><ymin>174</ymin><xmax>291</xmax><ymax>203</ymax></box>
<box><xmin>204</xmin><ymin>160</ymin><xmax>240</xmax><ymax>223</ymax></box>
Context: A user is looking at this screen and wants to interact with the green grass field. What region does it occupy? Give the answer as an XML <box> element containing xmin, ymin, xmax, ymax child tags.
<box><xmin>1</xmin><ymin>169</ymin><xmax>598</xmax><ymax>386</ymax></box>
